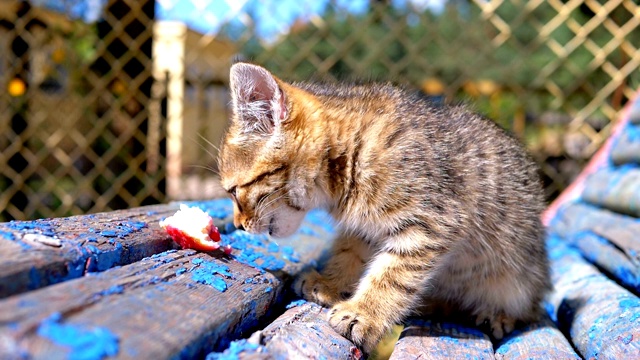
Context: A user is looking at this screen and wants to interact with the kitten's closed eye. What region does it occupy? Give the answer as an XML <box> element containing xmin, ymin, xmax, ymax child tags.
<box><xmin>228</xmin><ymin>186</ymin><xmax>237</xmax><ymax>200</ymax></box>
<box><xmin>228</xmin><ymin>186</ymin><xmax>242</xmax><ymax>212</ymax></box>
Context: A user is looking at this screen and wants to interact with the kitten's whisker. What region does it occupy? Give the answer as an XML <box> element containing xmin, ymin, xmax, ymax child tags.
<box><xmin>259</xmin><ymin>193</ymin><xmax>284</xmax><ymax>210</ymax></box>
<box><xmin>257</xmin><ymin>192</ymin><xmax>276</xmax><ymax>209</ymax></box>
<box><xmin>186</xmin><ymin>164</ymin><xmax>220</xmax><ymax>176</ymax></box>
<box><xmin>187</xmin><ymin>134</ymin><xmax>219</xmax><ymax>161</ymax></box>
<box><xmin>257</xmin><ymin>191</ymin><xmax>288</xmax><ymax>211</ymax></box>
<box><xmin>196</xmin><ymin>133</ymin><xmax>221</xmax><ymax>154</ymax></box>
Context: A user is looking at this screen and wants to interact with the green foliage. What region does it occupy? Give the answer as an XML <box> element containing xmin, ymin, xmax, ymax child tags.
<box><xmin>230</xmin><ymin>1</ymin><xmax>639</xmax><ymax>133</ymax></box>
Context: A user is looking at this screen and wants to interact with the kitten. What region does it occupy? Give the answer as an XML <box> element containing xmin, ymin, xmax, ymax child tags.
<box><xmin>218</xmin><ymin>62</ymin><xmax>551</xmax><ymax>353</ymax></box>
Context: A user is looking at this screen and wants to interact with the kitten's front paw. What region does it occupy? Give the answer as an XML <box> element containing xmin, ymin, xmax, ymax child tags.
<box><xmin>293</xmin><ymin>270</ymin><xmax>340</xmax><ymax>306</ymax></box>
<box><xmin>328</xmin><ymin>301</ymin><xmax>385</xmax><ymax>354</ymax></box>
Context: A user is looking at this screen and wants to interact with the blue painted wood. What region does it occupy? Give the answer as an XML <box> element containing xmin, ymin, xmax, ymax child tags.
<box><xmin>611</xmin><ymin>123</ymin><xmax>640</xmax><ymax>165</ymax></box>
<box><xmin>540</xmin><ymin>91</ymin><xmax>640</xmax><ymax>359</ymax></box>
<box><xmin>0</xmin><ymin>199</ymin><xmax>236</xmax><ymax>299</ymax></box>
<box><xmin>549</xmin><ymin>202</ymin><xmax>640</xmax><ymax>292</ymax></box>
<box><xmin>0</xmin><ymin>202</ymin><xmax>338</xmax><ymax>359</ymax></box>
<box><xmin>582</xmin><ymin>167</ymin><xmax>640</xmax><ymax>217</ymax></box>
<box><xmin>545</xmin><ymin>235</ymin><xmax>640</xmax><ymax>358</ymax></box>
<box><xmin>206</xmin><ymin>301</ymin><xmax>362</xmax><ymax>359</ymax></box>
<box><xmin>389</xmin><ymin>319</ymin><xmax>494</xmax><ymax>360</ymax></box>
<box><xmin>493</xmin><ymin>317</ymin><xmax>579</xmax><ymax>359</ymax></box>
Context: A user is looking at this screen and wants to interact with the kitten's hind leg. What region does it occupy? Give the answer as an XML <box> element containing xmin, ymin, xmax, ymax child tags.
<box><xmin>475</xmin><ymin>311</ymin><xmax>516</xmax><ymax>340</ymax></box>
<box><xmin>293</xmin><ymin>232</ymin><xmax>371</xmax><ymax>306</ymax></box>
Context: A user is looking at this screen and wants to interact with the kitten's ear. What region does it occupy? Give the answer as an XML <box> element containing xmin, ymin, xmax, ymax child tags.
<box><xmin>229</xmin><ymin>63</ymin><xmax>288</xmax><ymax>134</ymax></box>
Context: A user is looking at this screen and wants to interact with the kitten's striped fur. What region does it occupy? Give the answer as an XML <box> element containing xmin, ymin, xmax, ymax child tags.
<box><xmin>218</xmin><ymin>63</ymin><xmax>551</xmax><ymax>353</ymax></box>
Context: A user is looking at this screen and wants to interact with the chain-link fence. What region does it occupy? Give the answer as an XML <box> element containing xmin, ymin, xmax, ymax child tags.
<box><xmin>0</xmin><ymin>0</ymin><xmax>165</xmax><ymax>221</ymax></box>
<box><xmin>1</xmin><ymin>0</ymin><xmax>639</xmax><ymax>221</ymax></box>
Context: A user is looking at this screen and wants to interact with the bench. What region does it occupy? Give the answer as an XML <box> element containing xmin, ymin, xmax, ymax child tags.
<box><xmin>1</xmin><ymin>92</ymin><xmax>639</xmax><ymax>359</ymax></box>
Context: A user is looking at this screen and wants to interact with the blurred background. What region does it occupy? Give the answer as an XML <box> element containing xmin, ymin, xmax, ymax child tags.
<box><xmin>1</xmin><ymin>0</ymin><xmax>639</xmax><ymax>221</ymax></box>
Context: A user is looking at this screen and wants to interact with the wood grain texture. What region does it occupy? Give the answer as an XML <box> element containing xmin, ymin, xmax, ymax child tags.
<box><xmin>611</xmin><ymin>124</ymin><xmax>640</xmax><ymax>165</ymax></box>
<box><xmin>207</xmin><ymin>301</ymin><xmax>363</xmax><ymax>359</ymax></box>
<box><xmin>0</xmin><ymin>209</ymin><xmax>337</xmax><ymax>359</ymax></box>
<box><xmin>545</xmin><ymin>235</ymin><xmax>640</xmax><ymax>359</ymax></box>
<box><xmin>493</xmin><ymin>317</ymin><xmax>579</xmax><ymax>359</ymax></box>
<box><xmin>0</xmin><ymin>199</ymin><xmax>234</xmax><ymax>299</ymax></box>
<box><xmin>549</xmin><ymin>202</ymin><xmax>640</xmax><ymax>291</ymax></box>
<box><xmin>582</xmin><ymin>167</ymin><xmax>640</xmax><ymax>217</ymax></box>
<box><xmin>550</xmin><ymin>202</ymin><xmax>640</xmax><ymax>257</ymax></box>
<box><xmin>389</xmin><ymin>319</ymin><xmax>494</xmax><ymax>360</ymax></box>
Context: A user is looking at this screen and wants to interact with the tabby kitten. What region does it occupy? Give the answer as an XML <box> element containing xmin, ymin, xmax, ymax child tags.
<box><xmin>218</xmin><ymin>63</ymin><xmax>551</xmax><ymax>353</ymax></box>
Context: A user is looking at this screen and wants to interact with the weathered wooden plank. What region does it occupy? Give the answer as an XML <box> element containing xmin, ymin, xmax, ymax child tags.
<box><xmin>388</xmin><ymin>319</ymin><xmax>494</xmax><ymax>360</ymax></box>
<box><xmin>611</xmin><ymin>124</ymin><xmax>640</xmax><ymax>165</ymax></box>
<box><xmin>0</xmin><ymin>209</ymin><xmax>337</xmax><ymax>359</ymax></box>
<box><xmin>549</xmin><ymin>202</ymin><xmax>640</xmax><ymax>291</ymax></box>
<box><xmin>545</xmin><ymin>235</ymin><xmax>640</xmax><ymax>359</ymax></box>
<box><xmin>206</xmin><ymin>301</ymin><xmax>363</xmax><ymax>359</ymax></box>
<box><xmin>550</xmin><ymin>202</ymin><xmax>640</xmax><ymax>254</ymax></box>
<box><xmin>0</xmin><ymin>199</ymin><xmax>234</xmax><ymax>299</ymax></box>
<box><xmin>493</xmin><ymin>316</ymin><xmax>579</xmax><ymax>359</ymax></box>
<box><xmin>582</xmin><ymin>167</ymin><xmax>640</xmax><ymax>217</ymax></box>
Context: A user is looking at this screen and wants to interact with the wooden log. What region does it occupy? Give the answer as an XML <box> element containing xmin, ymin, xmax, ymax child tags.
<box><xmin>0</xmin><ymin>199</ymin><xmax>234</xmax><ymax>299</ymax></box>
<box><xmin>388</xmin><ymin>319</ymin><xmax>494</xmax><ymax>360</ymax></box>
<box><xmin>582</xmin><ymin>167</ymin><xmax>640</xmax><ymax>217</ymax></box>
<box><xmin>548</xmin><ymin>202</ymin><xmax>640</xmax><ymax>291</ymax></box>
<box><xmin>494</xmin><ymin>316</ymin><xmax>579</xmax><ymax>359</ymax></box>
<box><xmin>567</xmin><ymin>231</ymin><xmax>639</xmax><ymax>293</ymax></box>
<box><xmin>545</xmin><ymin>235</ymin><xmax>640</xmax><ymax>359</ymax></box>
<box><xmin>611</xmin><ymin>124</ymin><xmax>640</xmax><ymax>165</ymax></box>
<box><xmin>206</xmin><ymin>301</ymin><xmax>363</xmax><ymax>359</ymax></box>
<box><xmin>0</xmin><ymin>209</ymin><xmax>337</xmax><ymax>359</ymax></box>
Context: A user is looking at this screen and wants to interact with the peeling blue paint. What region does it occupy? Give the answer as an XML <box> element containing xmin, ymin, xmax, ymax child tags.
<box><xmin>304</xmin><ymin>209</ymin><xmax>336</xmax><ymax>234</ymax></box>
<box><xmin>96</xmin><ymin>285</ymin><xmax>124</xmax><ymax>297</ymax></box>
<box><xmin>545</xmin><ymin>231</ymin><xmax>640</xmax><ymax>359</ymax></box>
<box><xmin>0</xmin><ymin>230</ymin><xmax>15</xmax><ymax>241</ymax></box>
<box><xmin>205</xmin><ymin>339</ymin><xmax>260</xmax><ymax>360</ymax></box>
<box><xmin>5</xmin><ymin>220</ymin><xmax>56</xmax><ymax>237</ymax></box>
<box><xmin>626</xmin><ymin>123</ymin><xmax>640</xmax><ymax>142</ymax></box>
<box><xmin>99</xmin><ymin>230</ymin><xmax>118</xmax><ymax>237</ymax></box>
<box><xmin>299</xmin><ymin>225</ymin><xmax>319</xmax><ymax>237</ymax></box>
<box><xmin>189</xmin><ymin>259</ymin><xmax>233</xmax><ymax>292</ymax></box>
<box><xmin>564</xmin><ymin>231</ymin><xmax>640</xmax><ymax>292</ymax></box>
<box><xmin>188</xmin><ymin>199</ymin><xmax>234</xmax><ymax>219</ymax></box>
<box><xmin>620</xmin><ymin>334</ymin><xmax>634</xmax><ymax>345</ymax></box>
<box><xmin>267</xmin><ymin>242</ymin><xmax>279</xmax><ymax>253</ymax></box>
<box><xmin>286</xmin><ymin>299</ymin><xmax>307</xmax><ymax>309</ymax></box>
<box><xmin>98</xmin><ymin>221</ymin><xmax>146</xmax><ymax>239</ymax></box>
<box><xmin>281</xmin><ymin>246</ymin><xmax>300</xmax><ymax>263</ymax></box>
<box><xmin>37</xmin><ymin>313</ymin><xmax>119</xmax><ymax>360</ymax></box>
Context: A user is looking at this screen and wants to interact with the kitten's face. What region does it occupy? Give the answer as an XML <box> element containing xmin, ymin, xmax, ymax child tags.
<box><xmin>219</xmin><ymin>141</ymin><xmax>306</xmax><ymax>238</ymax></box>
<box><xmin>218</xmin><ymin>63</ymin><xmax>307</xmax><ymax>238</ymax></box>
